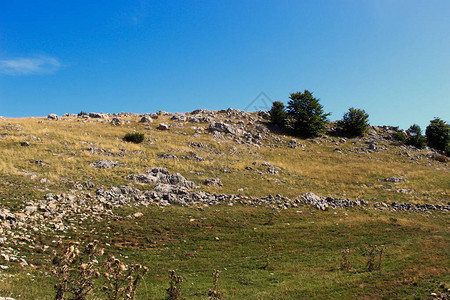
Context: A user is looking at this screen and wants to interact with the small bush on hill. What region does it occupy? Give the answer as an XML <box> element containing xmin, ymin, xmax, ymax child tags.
<box><xmin>78</xmin><ymin>111</ymin><xmax>88</xmax><ymax>117</ymax></box>
<box><xmin>339</xmin><ymin>107</ymin><xmax>370</xmax><ymax>137</ymax></box>
<box><xmin>392</xmin><ymin>131</ymin><xmax>407</xmax><ymax>142</ymax></box>
<box><xmin>406</xmin><ymin>124</ymin><xmax>426</xmax><ymax>149</ymax></box>
<box><xmin>269</xmin><ymin>101</ymin><xmax>287</xmax><ymax>126</ymax></box>
<box><xmin>287</xmin><ymin>90</ymin><xmax>330</xmax><ymax>137</ymax></box>
<box><xmin>425</xmin><ymin>118</ymin><xmax>449</xmax><ymax>155</ymax></box>
<box><xmin>124</xmin><ymin>132</ymin><xmax>145</xmax><ymax>144</ymax></box>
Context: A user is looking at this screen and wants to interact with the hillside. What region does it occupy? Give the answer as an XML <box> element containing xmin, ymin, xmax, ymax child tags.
<box><xmin>0</xmin><ymin>109</ymin><xmax>449</xmax><ymax>299</ymax></box>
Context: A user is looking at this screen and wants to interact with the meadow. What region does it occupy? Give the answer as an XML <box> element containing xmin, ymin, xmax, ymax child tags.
<box><xmin>0</xmin><ymin>113</ymin><xmax>448</xmax><ymax>299</ymax></box>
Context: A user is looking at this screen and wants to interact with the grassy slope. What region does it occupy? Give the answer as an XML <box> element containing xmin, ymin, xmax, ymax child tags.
<box><xmin>0</xmin><ymin>115</ymin><xmax>449</xmax><ymax>299</ymax></box>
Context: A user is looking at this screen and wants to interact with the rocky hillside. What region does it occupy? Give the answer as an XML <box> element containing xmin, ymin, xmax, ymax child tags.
<box><xmin>0</xmin><ymin>109</ymin><xmax>449</xmax><ymax>299</ymax></box>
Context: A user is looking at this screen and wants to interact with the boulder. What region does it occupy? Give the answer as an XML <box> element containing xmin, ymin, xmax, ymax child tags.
<box><xmin>111</xmin><ymin>117</ymin><xmax>122</xmax><ymax>126</ymax></box>
<box><xmin>89</xmin><ymin>112</ymin><xmax>109</xmax><ymax>119</ymax></box>
<box><xmin>47</xmin><ymin>114</ymin><xmax>58</xmax><ymax>120</ymax></box>
<box><xmin>140</xmin><ymin>116</ymin><xmax>153</xmax><ymax>123</ymax></box>
<box><xmin>204</xmin><ymin>178</ymin><xmax>223</xmax><ymax>187</ymax></box>
<box><xmin>157</xmin><ymin>123</ymin><xmax>169</xmax><ymax>130</ymax></box>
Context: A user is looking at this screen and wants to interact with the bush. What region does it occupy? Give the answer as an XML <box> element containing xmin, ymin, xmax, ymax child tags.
<box><xmin>124</xmin><ymin>132</ymin><xmax>145</xmax><ymax>144</ymax></box>
<box><xmin>287</xmin><ymin>90</ymin><xmax>330</xmax><ymax>137</ymax></box>
<box><xmin>425</xmin><ymin>118</ymin><xmax>449</xmax><ymax>154</ymax></box>
<box><xmin>392</xmin><ymin>131</ymin><xmax>407</xmax><ymax>142</ymax></box>
<box><xmin>78</xmin><ymin>111</ymin><xmax>87</xmax><ymax>117</ymax></box>
<box><xmin>406</xmin><ymin>124</ymin><xmax>426</xmax><ymax>149</ymax></box>
<box><xmin>340</xmin><ymin>107</ymin><xmax>370</xmax><ymax>137</ymax></box>
<box><xmin>269</xmin><ymin>101</ymin><xmax>287</xmax><ymax>126</ymax></box>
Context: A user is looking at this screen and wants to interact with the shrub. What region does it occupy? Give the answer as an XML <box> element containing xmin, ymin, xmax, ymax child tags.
<box><xmin>124</xmin><ymin>132</ymin><xmax>145</xmax><ymax>144</ymax></box>
<box><xmin>365</xmin><ymin>245</ymin><xmax>385</xmax><ymax>272</ymax></box>
<box><xmin>52</xmin><ymin>241</ymin><xmax>148</xmax><ymax>300</ymax></box>
<box><xmin>52</xmin><ymin>241</ymin><xmax>103</xmax><ymax>300</ymax></box>
<box><xmin>269</xmin><ymin>101</ymin><xmax>287</xmax><ymax>126</ymax></box>
<box><xmin>208</xmin><ymin>269</ymin><xmax>222</xmax><ymax>299</ymax></box>
<box><xmin>392</xmin><ymin>131</ymin><xmax>407</xmax><ymax>142</ymax></box>
<box><xmin>406</xmin><ymin>124</ymin><xmax>426</xmax><ymax>149</ymax></box>
<box><xmin>287</xmin><ymin>90</ymin><xmax>330</xmax><ymax>137</ymax></box>
<box><xmin>425</xmin><ymin>118</ymin><xmax>449</xmax><ymax>154</ymax></box>
<box><xmin>340</xmin><ymin>107</ymin><xmax>370</xmax><ymax>137</ymax></box>
<box><xmin>166</xmin><ymin>270</ymin><xmax>183</xmax><ymax>300</ymax></box>
<box><xmin>78</xmin><ymin>111</ymin><xmax>88</xmax><ymax>117</ymax></box>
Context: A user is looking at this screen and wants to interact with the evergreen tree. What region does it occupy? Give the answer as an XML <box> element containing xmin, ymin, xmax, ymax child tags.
<box><xmin>340</xmin><ymin>107</ymin><xmax>370</xmax><ymax>137</ymax></box>
<box><xmin>269</xmin><ymin>101</ymin><xmax>287</xmax><ymax>127</ymax></box>
<box><xmin>287</xmin><ymin>90</ymin><xmax>330</xmax><ymax>137</ymax></box>
<box><xmin>425</xmin><ymin>118</ymin><xmax>449</xmax><ymax>154</ymax></box>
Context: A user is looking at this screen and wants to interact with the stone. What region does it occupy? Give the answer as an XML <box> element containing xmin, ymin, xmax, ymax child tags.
<box><xmin>132</xmin><ymin>212</ymin><xmax>144</xmax><ymax>218</ymax></box>
<box><xmin>111</xmin><ymin>117</ymin><xmax>122</xmax><ymax>126</ymax></box>
<box><xmin>89</xmin><ymin>112</ymin><xmax>109</xmax><ymax>119</ymax></box>
<box><xmin>171</xmin><ymin>114</ymin><xmax>187</xmax><ymax>122</ymax></box>
<box><xmin>47</xmin><ymin>114</ymin><xmax>58</xmax><ymax>120</ymax></box>
<box><xmin>182</xmin><ymin>151</ymin><xmax>205</xmax><ymax>162</ymax></box>
<box><xmin>208</xmin><ymin>122</ymin><xmax>244</xmax><ymax>137</ymax></box>
<box><xmin>204</xmin><ymin>178</ymin><xmax>223</xmax><ymax>187</ymax></box>
<box><xmin>90</xmin><ymin>159</ymin><xmax>119</xmax><ymax>169</ymax></box>
<box><xmin>140</xmin><ymin>116</ymin><xmax>153</xmax><ymax>123</ymax></box>
<box><xmin>157</xmin><ymin>153</ymin><xmax>178</xmax><ymax>159</ymax></box>
<box><xmin>20</xmin><ymin>141</ymin><xmax>30</xmax><ymax>147</ymax></box>
<box><xmin>25</xmin><ymin>206</ymin><xmax>37</xmax><ymax>215</ymax></box>
<box><xmin>126</xmin><ymin>167</ymin><xmax>199</xmax><ymax>189</ymax></box>
<box><xmin>384</xmin><ymin>176</ymin><xmax>406</xmax><ymax>183</ymax></box>
<box><xmin>157</xmin><ymin>123</ymin><xmax>169</xmax><ymax>130</ymax></box>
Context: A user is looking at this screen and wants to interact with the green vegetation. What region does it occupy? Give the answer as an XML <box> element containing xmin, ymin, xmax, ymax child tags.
<box><xmin>406</xmin><ymin>124</ymin><xmax>427</xmax><ymax>149</ymax></box>
<box><xmin>426</xmin><ymin>118</ymin><xmax>450</xmax><ymax>155</ymax></box>
<box><xmin>124</xmin><ymin>132</ymin><xmax>145</xmax><ymax>144</ymax></box>
<box><xmin>1</xmin><ymin>205</ymin><xmax>449</xmax><ymax>299</ymax></box>
<box><xmin>339</xmin><ymin>107</ymin><xmax>370</xmax><ymax>137</ymax></box>
<box><xmin>287</xmin><ymin>90</ymin><xmax>330</xmax><ymax>137</ymax></box>
<box><xmin>392</xmin><ymin>131</ymin><xmax>407</xmax><ymax>142</ymax></box>
<box><xmin>269</xmin><ymin>101</ymin><xmax>287</xmax><ymax>127</ymax></box>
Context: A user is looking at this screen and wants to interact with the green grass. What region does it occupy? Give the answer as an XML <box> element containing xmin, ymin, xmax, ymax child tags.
<box><xmin>1</xmin><ymin>205</ymin><xmax>449</xmax><ymax>299</ymax></box>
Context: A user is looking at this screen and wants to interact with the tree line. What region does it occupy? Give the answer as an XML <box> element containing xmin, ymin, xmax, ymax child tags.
<box><xmin>269</xmin><ymin>90</ymin><xmax>449</xmax><ymax>156</ymax></box>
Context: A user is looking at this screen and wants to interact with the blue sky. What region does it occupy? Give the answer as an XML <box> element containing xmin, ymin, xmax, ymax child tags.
<box><xmin>0</xmin><ymin>0</ymin><xmax>449</xmax><ymax>129</ymax></box>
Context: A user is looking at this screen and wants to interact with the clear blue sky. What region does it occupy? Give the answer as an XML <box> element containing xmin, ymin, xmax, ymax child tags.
<box><xmin>0</xmin><ymin>0</ymin><xmax>449</xmax><ymax>129</ymax></box>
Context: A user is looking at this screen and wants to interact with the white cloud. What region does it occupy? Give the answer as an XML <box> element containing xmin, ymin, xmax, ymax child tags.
<box><xmin>0</xmin><ymin>56</ymin><xmax>61</xmax><ymax>75</ymax></box>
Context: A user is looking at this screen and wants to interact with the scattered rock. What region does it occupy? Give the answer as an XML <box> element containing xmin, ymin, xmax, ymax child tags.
<box><xmin>383</xmin><ymin>176</ymin><xmax>406</xmax><ymax>183</ymax></box>
<box><xmin>126</xmin><ymin>168</ymin><xmax>199</xmax><ymax>189</ymax></box>
<box><xmin>89</xmin><ymin>112</ymin><xmax>109</xmax><ymax>119</ymax></box>
<box><xmin>209</xmin><ymin>122</ymin><xmax>244</xmax><ymax>137</ymax></box>
<box><xmin>110</xmin><ymin>117</ymin><xmax>122</xmax><ymax>126</ymax></box>
<box><xmin>157</xmin><ymin>153</ymin><xmax>178</xmax><ymax>159</ymax></box>
<box><xmin>204</xmin><ymin>178</ymin><xmax>223</xmax><ymax>187</ymax></box>
<box><xmin>289</xmin><ymin>139</ymin><xmax>298</xmax><ymax>148</ymax></box>
<box><xmin>90</xmin><ymin>159</ymin><xmax>119</xmax><ymax>169</ymax></box>
<box><xmin>182</xmin><ymin>151</ymin><xmax>205</xmax><ymax>162</ymax></box>
<box><xmin>47</xmin><ymin>114</ymin><xmax>58</xmax><ymax>120</ymax></box>
<box><xmin>132</xmin><ymin>212</ymin><xmax>144</xmax><ymax>218</ymax></box>
<box><xmin>140</xmin><ymin>116</ymin><xmax>153</xmax><ymax>123</ymax></box>
<box><xmin>20</xmin><ymin>141</ymin><xmax>30</xmax><ymax>147</ymax></box>
<box><xmin>157</xmin><ymin>123</ymin><xmax>169</xmax><ymax>130</ymax></box>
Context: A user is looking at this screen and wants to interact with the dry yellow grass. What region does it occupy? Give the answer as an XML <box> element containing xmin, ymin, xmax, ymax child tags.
<box><xmin>0</xmin><ymin>114</ymin><xmax>448</xmax><ymax>205</ymax></box>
